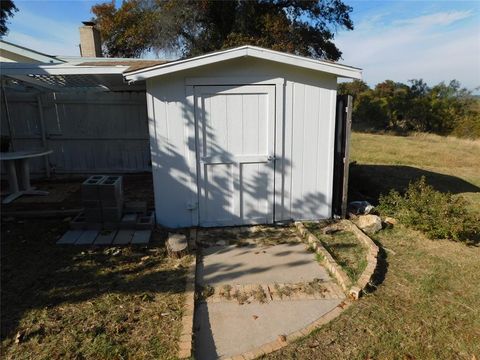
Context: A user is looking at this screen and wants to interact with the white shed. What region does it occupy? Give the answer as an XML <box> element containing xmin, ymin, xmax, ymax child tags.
<box><xmin>125</xmin><ymin>46</ymin><xmax>361</xmax><ymax>228</ymax></box>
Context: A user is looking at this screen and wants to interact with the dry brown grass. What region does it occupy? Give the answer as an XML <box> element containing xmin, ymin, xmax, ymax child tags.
<box><xmin>263</xmin><ymin>132</ymin><xmax>480</xmax><ymax>359</ymax></box>
<box><xmin>1</xmin><ymin>219</ymin><xmax>191</xmax><ymax>360</ymax></box>
<box><xmin>349</xmin><ymin>132</ymin><xmax>480</xmax><ymax>214</ymax></box>
<box><xmin>263</xmin><ymin>226</ymin><xmax>480</xmax><ymax>360</ymax></box>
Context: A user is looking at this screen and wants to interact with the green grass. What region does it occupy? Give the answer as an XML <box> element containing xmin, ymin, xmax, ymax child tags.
<box><xmin>1</xmin><ymin>219</ymin><xmax>191</xmax><ymax>360</ymax></box>
<box><xmin>305</xmin><ymin>225</ymin><xmax>367</xmax><ymax>283</ymax></box>
<box><xmin>263</xmin><ymin>132</ymin><xmax>480</xmax><ymax>359</ymax></box>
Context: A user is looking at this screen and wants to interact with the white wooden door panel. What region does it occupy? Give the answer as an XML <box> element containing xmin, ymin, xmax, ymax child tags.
<box><xmin>195</xmin><ymin>85</ymin><xmax>275</xmax><ymax>226</ymax></box>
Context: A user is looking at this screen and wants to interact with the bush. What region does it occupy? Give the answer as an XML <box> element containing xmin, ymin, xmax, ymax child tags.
<box><xmin>378</xmin><ymin>177</ymin><xmax>480</xmax><ymax>243</ymax></box>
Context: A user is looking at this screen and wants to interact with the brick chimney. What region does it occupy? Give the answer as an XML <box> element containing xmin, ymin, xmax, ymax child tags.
<box><xmin>79</xmin><ymin>21</ymin><xmax>102</xmax><ymax>57</ymax></box>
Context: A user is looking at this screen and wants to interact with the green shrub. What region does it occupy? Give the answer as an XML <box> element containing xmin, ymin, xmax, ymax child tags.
<box><xmin>378</xmin><ymin>177</ymin><xmax>480</xmax><ymax>243</ymax></box>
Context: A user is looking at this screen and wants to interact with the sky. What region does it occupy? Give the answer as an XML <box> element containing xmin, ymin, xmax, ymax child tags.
<box><xmin>3</xmin><ymin>0</ymin><xmax>480</xmax><ymax>92</ymax></box>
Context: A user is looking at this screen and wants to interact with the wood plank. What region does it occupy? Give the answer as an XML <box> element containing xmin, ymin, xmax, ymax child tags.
<box><xmin>131</xmin><ymin>230</ymin><xmax>151</xmax><ymax>245</ymax></box>
<box><xmin>57</xmin><ymin>230</ymin><xmax>83</xmax><ymax>245</ymax></box>
<box><xmin>93</xmin><ymin>230</ymin><xmax>117</xmax><ymax>246</ymax></box>
<box><xmin>113</xmin><ymin>229</ymin><xmax>134</xmax><ymax>245</ymax></box>
<box><xmin>341</xmin><ymin>95</ymin><xmax>353</xmax><ymax>218</ymax></box>
<box><xmin>75</xmin><ymin>230</ymin><xmax>99</xmax><ymax>245</ymax></box>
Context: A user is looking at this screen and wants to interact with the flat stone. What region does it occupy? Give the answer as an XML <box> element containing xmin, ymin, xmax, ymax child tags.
<box><xmin>57</xmin><ymin>230</ymin><xmax>83</xmax><ymax>245</ymax></box>
<box><xmin>131</xmin><ymin>230</ymin><xmax>151</xmax><ymax>244</ymax></box>
<box><xmin>113</xmin><ymin>230</ymin><xmax>134</xmax><ymax>245</ymax></box>
<box><xmin>75</xmin><ymin>230</ymin><xmax>99</xmax><ymax>245</ymax></box>
<box><xmin>93</xmin><ymin>230</ymin><xmax>117</xmax><ymax>245</ymax></box>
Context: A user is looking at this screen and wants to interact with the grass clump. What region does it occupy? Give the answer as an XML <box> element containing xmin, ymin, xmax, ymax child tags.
<box><xmin>305</xmin><ymin>223</ymin><xmax>367</xmax><ymax>283</ymax></box>
<box><xmin>378</xmin><ymin>177</ymin><xmax>480</xmax><ymax>243</ymax></box>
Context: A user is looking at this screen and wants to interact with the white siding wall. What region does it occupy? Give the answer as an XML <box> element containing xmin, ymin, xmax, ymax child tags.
<box><xmin>146</xmin><ymin>57</ymin><xmax>337</xmax><ymax>228</ymax></box>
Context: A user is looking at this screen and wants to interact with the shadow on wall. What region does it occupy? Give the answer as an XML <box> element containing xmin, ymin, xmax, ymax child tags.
<box><xmin>151</xmin><ymin>84</ymin><xmax>326</xmax><ymax>227</ymax></box>
<box><xmin>348</xmin><ymin>164</ymin><xmax>480</xmax><ymax>204</ymax></box>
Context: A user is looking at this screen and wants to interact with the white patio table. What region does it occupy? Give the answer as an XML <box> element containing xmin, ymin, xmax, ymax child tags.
<box><xmin>0</xmin><ymin>149</ymin><xmax>53</xmax><ymax>204</ymax></box>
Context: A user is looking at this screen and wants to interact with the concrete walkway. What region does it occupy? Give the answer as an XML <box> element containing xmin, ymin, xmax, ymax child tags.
<box><xmin>194</xmin><ymin>226</ymin><xmax>345</xmax><ymax>359</ymax></box>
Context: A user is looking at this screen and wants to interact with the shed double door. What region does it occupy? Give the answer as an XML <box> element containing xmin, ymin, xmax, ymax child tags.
<box><xmin>194</xmin><ymin>85</ymin><xmax>276</xmax><ymax>226</ymax></box>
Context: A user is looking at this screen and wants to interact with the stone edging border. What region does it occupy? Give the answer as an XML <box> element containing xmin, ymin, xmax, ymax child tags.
<box><xmin>177</xmin><ymin>231</ymin><xmax>197</xmax><ymax>359</ymax></box>
<box><xmin>343</xmin><ymin>220</ymin><xmax>379</xmax><ymax>299</ymax></box>
<box><xmin>294</xmin><ymin>220</ymin><xmax>379</xmax><ymax>300</ymax></box>
<box><xmin>294</xmin><ymin>221</ymin><xmax>352</xmax><ymax>292</ymax></box>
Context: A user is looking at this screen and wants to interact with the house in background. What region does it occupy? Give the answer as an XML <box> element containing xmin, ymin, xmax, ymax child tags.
<box><xmin>0</xmin><ymin>22</ymin><xmax>164</xmax><ymax>175</ymax></box>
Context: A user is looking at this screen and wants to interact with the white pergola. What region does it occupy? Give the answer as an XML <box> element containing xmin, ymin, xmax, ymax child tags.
<box><xmin>0</xmin><ymin>62</ymin><xmax>141</xmax><ymax>92</ymax></box>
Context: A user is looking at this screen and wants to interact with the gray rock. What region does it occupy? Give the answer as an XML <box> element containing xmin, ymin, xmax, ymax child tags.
<box><xmin>356</xmin><ymin>214</ymin><xmax>382</xmax><ymax>234</ymax></box>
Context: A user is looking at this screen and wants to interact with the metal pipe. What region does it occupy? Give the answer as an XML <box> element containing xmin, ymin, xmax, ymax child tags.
<box><xmin>36</xmin><ymin>94</ymin><xmax>50</xmax><ymax>177</ymax></box>
<box><xmin>1</xmin><ymin>81</ymin><xmax>15</xmax><ymax>151</ymax></box>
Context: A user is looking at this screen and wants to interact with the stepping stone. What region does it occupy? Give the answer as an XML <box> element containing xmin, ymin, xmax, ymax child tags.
<box><xmin>131</xmin><ymin>230</ymin><xmax>151</xmax><ymax>245</ymax></box>
<box><xmin>113</xmin><ymin>229</ymin><xmax>134</xmax><ymax>245</ymax></box>
<box><xmin>75</xmin><ymin>230</ymin><xmax>99</xmax><ymax>245</ymax></box>
<box><xmin>93</xmin><ymin>230</ymin><xmax>117</xmax><ymax>246</ymax></box>
<box><xmin>57</xmin><ymin>230</ymin><xmax>83</xmax><ymax>245</ymax></box>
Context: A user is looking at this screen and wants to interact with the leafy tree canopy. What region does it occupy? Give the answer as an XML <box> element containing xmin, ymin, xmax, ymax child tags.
<box><xmin>92</xmin><ymin>0</ymin><xmax>353</xmax><ymax>60</ymax></box>
<box><xmin>0</xmin><ymin>0</ymin><xmax>18</xmax><ymax>38</ymax></box>
<box><xmin>339</xmin><ymin>79</ymin><xmax>480</xmax><ymax>139</ymax></box>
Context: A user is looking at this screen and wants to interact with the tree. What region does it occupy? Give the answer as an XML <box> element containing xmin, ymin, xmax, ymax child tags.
<box><xmin>338</xmin><ymin>79</ymin><xmax>369</xmax><ymax>99</ymax></box>
<box><xmin>0</xmin><ymin>0</ymin><xmax>18</xmax><ymax>38</ymax></box>
<box><xmin>91</xmin><ymin>0</ymin><xmax>354</xmax><ymax>60</ymax></box>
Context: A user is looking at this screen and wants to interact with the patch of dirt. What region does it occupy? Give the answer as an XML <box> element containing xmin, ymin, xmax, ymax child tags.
<box><xmin>1</xmin><ymin>218</ymin><xmax>190</xmax><ymax>359</ymax></box>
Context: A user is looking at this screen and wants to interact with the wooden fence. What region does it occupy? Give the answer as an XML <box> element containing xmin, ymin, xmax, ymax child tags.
<box><xmin>1</xmin><ymin>90</ymin><xmax>150</xmax><ymax>175</ymax></box>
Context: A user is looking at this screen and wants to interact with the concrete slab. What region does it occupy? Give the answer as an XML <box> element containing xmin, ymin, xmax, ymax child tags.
<box><xmin>113</xmin><ymin>229</ymin><xmax>134</xmax><ymax>245</ymax></box>
<box><xmin>57</xmin><ymin>230</ymin><xmax>83</xmax><ymax>245</ymax></box>
<box><xmin>195</xmin><ymin>299</ymin><xmax>342</xmax><ymax>359</ymax></box>
<box><xmin>198</xmin><ymin>243</ymin><xmax>329</xmax><ymax>286</ymax></box>
<box><xmin>75</xmin><ymin>230</ymin><xmax>99</xmax><ymax>245</ymax></box>
<box><xmin>93</xmin><ymin>230</ymin><xmax>117</xmax><ymax>246</ymax></box>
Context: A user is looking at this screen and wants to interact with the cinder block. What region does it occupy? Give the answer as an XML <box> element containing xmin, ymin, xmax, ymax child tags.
<box><xmin>84</xmin><ymin>208</ymin><xmax>102</xmax><ymax>223</ymax></box>
<box><xmin>120</xmin><ymin>213</ymin><xmax>137</xmax><ymax>229</ymax></box>
<box><xmin>82</xmin><ymin>199</ymin><xmax>102</xmax><ymax>208</ymax></box>
<box><xmin>70</xmin><ymin>212</ymin><xmax>86</xmax><ymax>230</ymax></box>
<box><xmin>103</xmin><ymin>222</ymin><xmax>120</xmax><ymax>230</ymax></box>
<box><xmin>124</xmin><ymin>201</ymin><xmax>147</xmax><ymax>215</ymax></box>
<box><xmin>84</xmin><ymin>222</ymin><xmax>102</xmax><ymax>230</ymax></box>
<box><xmin>81</xmin><ymin>175</ymin><xmax>106</xmax><ymax>200</ymax></box>
<box><xmin>102</xmin><ymin>206</ymin><xmax>123</xmax><ymax>222</ymax></box>
<box><xmin>135</xmin><ymin>211</ymin><xmax>155</xmax><ymax>230</ymax></box>
<box><xmin>99</xmin><ymin>176</ymin><xmax>123</xmax><ymax>205</ymax></box>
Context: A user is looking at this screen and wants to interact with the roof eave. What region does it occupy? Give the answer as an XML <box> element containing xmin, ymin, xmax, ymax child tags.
<box><xmin>124</xmin><ymin>46</ymin><xmax>362</xmax><ymax>82</ymax></box>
